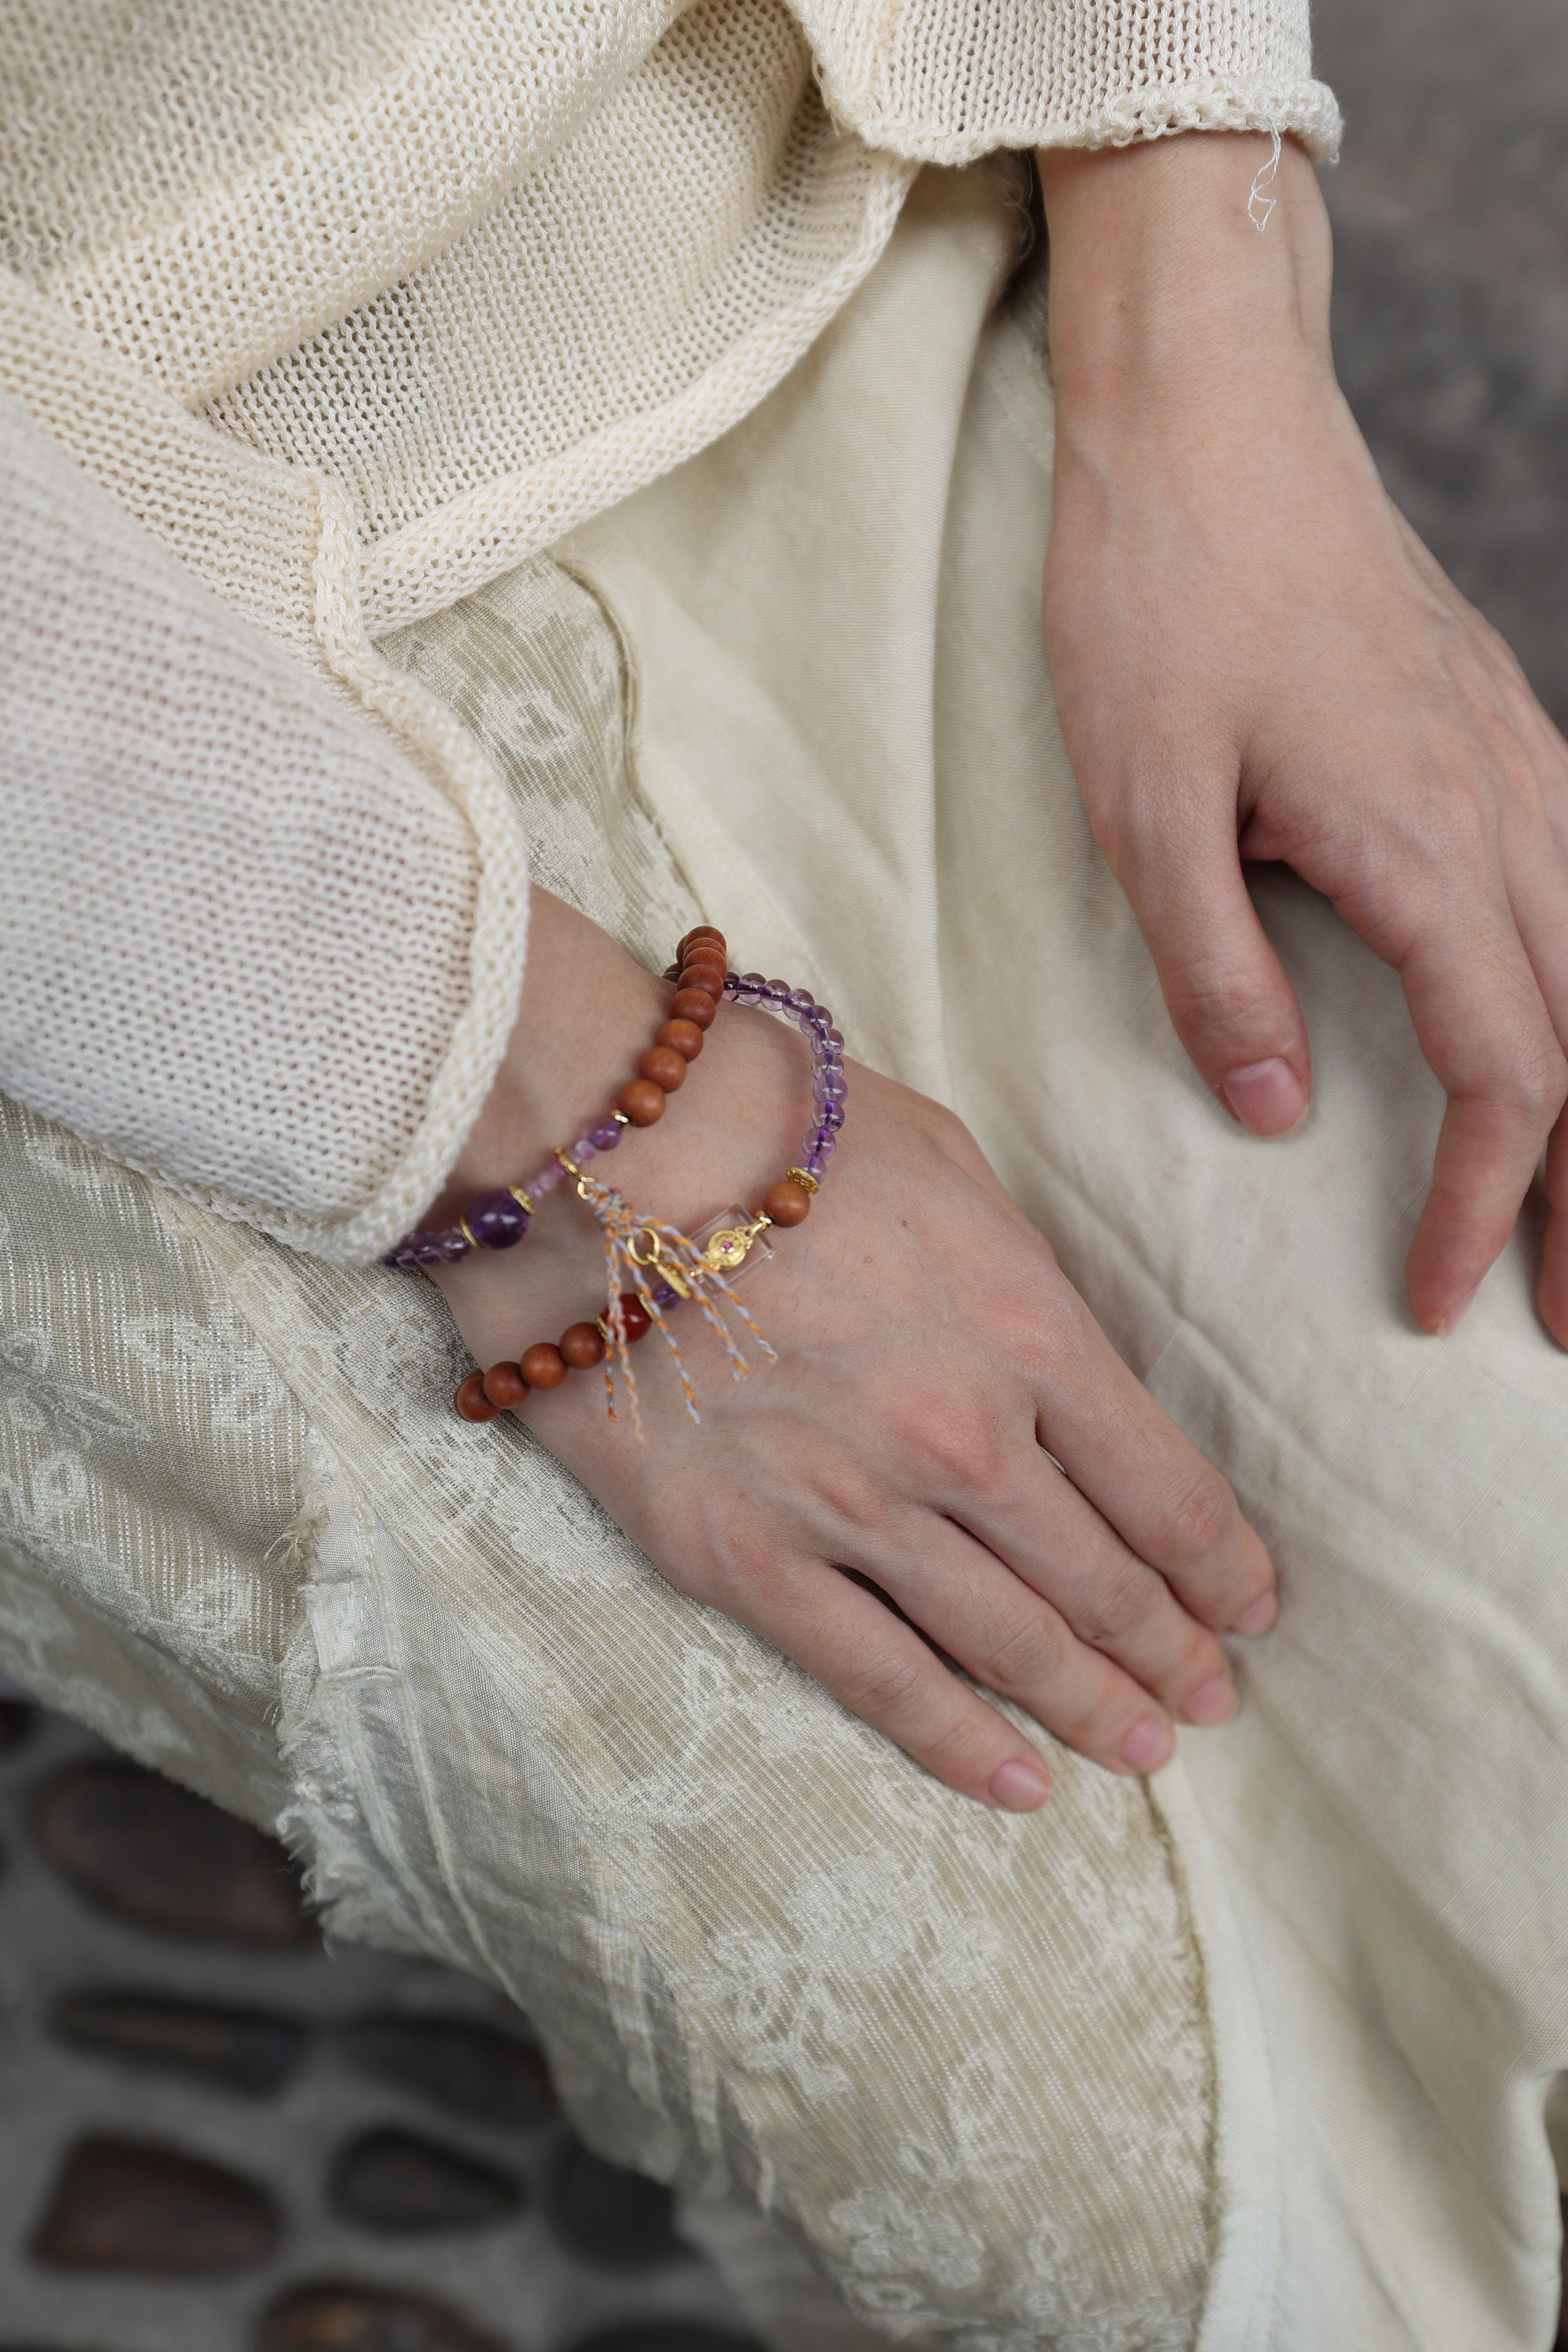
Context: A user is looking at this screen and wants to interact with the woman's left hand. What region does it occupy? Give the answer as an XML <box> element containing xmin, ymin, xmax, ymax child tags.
<box><xmin>1038</xmin><ymin>131</ymin><xmax>1568</xmax><ymax>1346</ymax></box>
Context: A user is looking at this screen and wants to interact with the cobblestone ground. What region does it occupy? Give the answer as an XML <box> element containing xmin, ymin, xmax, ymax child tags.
<box><xmin>0</xmin><ymin>1697</ymin><xmax>756</xmax><ymax>2352</ymax></box>
<box><xmin>3</xmin><ymin>4</ymin><xmax>1565</xmax><ymax>2347</ymax></box>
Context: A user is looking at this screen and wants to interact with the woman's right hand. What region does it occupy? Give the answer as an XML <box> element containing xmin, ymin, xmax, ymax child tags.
<box><xmin>426</xmin><ymin>891</ymin><xmax>1277</xmax><ymax>1809</ymax></box>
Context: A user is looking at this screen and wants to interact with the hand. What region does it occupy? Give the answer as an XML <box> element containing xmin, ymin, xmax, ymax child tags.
<box><xmin>1038</xmin><ymin>133</ymin><xmax>1568</xmax><ymax>1345</ymax></box>
<box><xmin>424</xmin><ymin>891</ymin><xmax>1278</xmax><ymax>1809</ymax></box>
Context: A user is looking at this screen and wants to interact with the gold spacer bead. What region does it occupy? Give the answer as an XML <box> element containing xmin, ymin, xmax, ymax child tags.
<box><xmin>783</xmin><ymin>1166</ymin><xmax>820</xmax><ymax>1195</ymax></box>
<box><xmin>508</xmin><ymin>1186</ymin><xmax>534</xmax><ymax>1215</ymax></box>
<box><xmin>553</xmin><ymin>1146</ymin><xmax>582</xmax><ymax>1178</ymax></box>
<box><xmin>595</xmin><ymin>1315</ymin><xmax>613</xmax><ymax>1344</ymax></box>
<box><xmin>458</xmin><ymin>1217</ymin><xmax>480</xmax><ymax>1250</ymax></box>
<box><xmin>613</xmin><ymin>1110</ymin><xmax>632</xmax><ymax>1126</ymax></box>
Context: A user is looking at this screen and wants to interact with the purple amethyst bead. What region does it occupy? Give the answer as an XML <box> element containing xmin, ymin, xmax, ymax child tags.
<box><xmin>806</xmin><ymin>1150</ymin><xmax>827</xmax><ymax>1176</ymax></box>
<box><xmin>763</xmin><ymin>980</ymin><xmax>790</xmax><ymax>1008</ymax></box>
<box><xmin>808</xmin><ymin>1004</ymin><xmax>832</xmax><ymax>1034</ymax></box>
<box><xmin>825</xmin><ymin>1028</ymin><xmax>845</xmax><ymax>1051</ymax></box>
<box><xmin>739</xmin><ymin>972</ymin><xmax>767</xmax><ymax>1001</ymax></box>
<box><xmin>467</xmin><ymin>1189</ymin><xmax>531</xmax><ymax>1250</ymax></box>
<box><xmin>822</xmin><ymin>1102</ymin><xmax>845</xmax><ymax>1131</ymax></box>
<box><xmin>570</xmin><ymin>1135</ymin><xmax>598</xmax><ymax>1163</ymax></box>
<box><xmin>589</xmin><ymin>1117</ymin><xmax>622</xmax><ymax>1150</ymax></box>
<box><xmin>722</xmin><ymin>972</ymin><xmax>740</xmax><ymax>998</ymax></box>
<box><xmin>408</xmin><ymin>1235</ymin><xmax>452</xmax><ymax>1268</ymax></box>
<box><xmin>820</xmin><ymin>1073</ymin><xmax>848</xmax><ymax>1102</ymax></box>
<box><xmin>786</xmin><ymin>988</ymin><xmax>814</xmax><ymax>1016</ymax></box>
<box><xmin>651</xmin><ymin>1282</ymin><xmax>681</xmax><ymax>1311</ymax></box>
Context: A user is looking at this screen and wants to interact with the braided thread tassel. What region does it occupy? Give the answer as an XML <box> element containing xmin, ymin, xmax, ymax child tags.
<box><xmin>576</xmin><ymin>1174</ymin><xmax>776</xmax><ymax>1434</ymax></box>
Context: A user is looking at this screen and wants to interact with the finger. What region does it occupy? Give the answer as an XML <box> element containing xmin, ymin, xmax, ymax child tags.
<box><xmin>1398</xmin><ymin>890</ymin><xmax>1567</xmax><ymax>1333</ymax></box>
<box><xmin>1021</xmin><ymin>1279</ymin><xmax>1277</xmax><ymax>1635</ymax></box>
<box><xmin>1110</xmin><ymin>793</ymin><xmax>1311</xmax><ymax>1135</ymax></box>
<box><xmin>1504</xmin><ymin>810</ymin><xmax>1568</xmax><ymax>1349</ymax></box>
<box><xmin>954</xmin><ymin>1451</ymin><xmax>1239</xmax><ymax>1725</ymax></box>
<box><xmin>714</xmin><ymin>1548</ymin><xmax>1056</xmax><ymax>1811</ymax></box>
<box><xmin>842</xmin><ymin>1512</ymin><xmax>1179</xmax><ymax>1778</ymax></box>
<box><xmin>1542</xmin><ymin>1113</ymin><xmax>1568</xmax><ymax>1349</ymax></box>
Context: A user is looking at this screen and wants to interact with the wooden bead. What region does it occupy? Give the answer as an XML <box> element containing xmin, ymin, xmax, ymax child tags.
<box><xmin>678</xmin><ymin>944</ymin><xmax>727</xmax><ymax>975</ymax></box>
<box><xmin>679</xmin><ymin>926</ymin><xmax>726</xmax><ymax>959</ymax></box>
<box><xmin>618</xmin><ymin>1292</ymin><xmax>652</xmax><ymax>1342</ymax></box>
<box><xmin>668</xmin><ymin>988</ymin><xmax>716</xmax><ymax>1030</ymax></box>
<box><xmin>453</xmin><ymin>1371</ymin><xmax>499</xmax><ymax>1422</ymax></box>
<box><xmin>657</xmin><ymin>1019</ymin><xmax>705</xmax><ymax>1062</ymax></box>
<box><xmin>763</xmin><ymin>1179</ymin><xmax>812</xmax><ymax>1228</ymax></box>
<box><xmin>520</xmin><ymin>1342</ymin><xmax>568</xmax><ymax>1389</ymax></box>
<box><xmin>616</xmin><ymin>1077</ymin><xmax>667</xmax><ymax>1126</ymax></box>
<box><xmin>678</xmin><ymin>965</ymin><xmax>725</xmax><ymax>1001</ymax></box>
<box><xmin>560</xmin><ymin>1322</ymin><xmax>607</xmax><ymax>1369</ymax></box>
<box><xmin>638</xmin><ymin>1044</ymin><xmax>687</xmax><ymax>1092</ymax></box>
<box><xmin>482</xmin><ymin>1360</ymin><xmax>529</xmax><ymax>1409</ymax></box>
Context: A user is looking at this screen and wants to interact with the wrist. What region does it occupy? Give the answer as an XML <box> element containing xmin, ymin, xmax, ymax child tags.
<box><xmin>1038</xmin><ymin>133</ymin><xmax>1335</xmax><ymax>431</ymax></box>
<box><xmin>424</xmin><ymin>887</ymin><xmax>666</xmax><ymax>1230</ymax></box>
<box><xmin>421</xmin><ymin>895</ymin><xmax>824</xmax><ymax>1342</ymax></box>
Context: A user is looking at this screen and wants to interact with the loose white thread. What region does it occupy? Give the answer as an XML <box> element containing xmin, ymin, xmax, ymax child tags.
<box><xmin>1248</xmin><ymin>123</ymin><xmax>1282</xmax><ymax>231</ymax></box>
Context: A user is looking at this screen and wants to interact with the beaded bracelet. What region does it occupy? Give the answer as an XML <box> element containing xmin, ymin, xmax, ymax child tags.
<box><xmin>382</xmin><ymin>926</ymin><xmax>732</xmax><ymax>1269</ymax></box>
<box><xmin>452</xmin><ymin>949</ymin><xmax>848</xmax><ymax>1431</ymax></box>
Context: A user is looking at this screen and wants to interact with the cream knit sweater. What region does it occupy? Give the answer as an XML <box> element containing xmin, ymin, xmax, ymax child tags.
<box><xmin>0</xmin><ymin>0</ymin><xmax>1339</xmax><ymax>1262</ymax></box>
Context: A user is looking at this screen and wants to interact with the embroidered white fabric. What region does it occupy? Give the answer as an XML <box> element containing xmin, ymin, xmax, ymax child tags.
<box><xmin>0</xmin><ymin>535</ymin><xmax>1218</xmax><ymax>2352</ymax></box>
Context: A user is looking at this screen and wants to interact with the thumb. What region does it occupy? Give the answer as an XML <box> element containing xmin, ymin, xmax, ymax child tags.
<box><xmin>1117</xmin><ymin>816</ymin><xmax>1312</xmax><ymax>1137</ymax></box>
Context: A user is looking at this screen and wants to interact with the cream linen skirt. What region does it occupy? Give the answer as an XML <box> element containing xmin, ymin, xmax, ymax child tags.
<box><xmin>3</xmin><ymin>168</ymin><xmax>1566</xmax><ymax>2352</ymax></box>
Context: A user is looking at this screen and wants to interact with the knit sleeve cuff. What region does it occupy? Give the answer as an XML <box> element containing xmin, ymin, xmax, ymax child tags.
<box><xmin>789</xmin><ymin>0</ymin><xmax>1342</xmax><ymax>164</ymax></box>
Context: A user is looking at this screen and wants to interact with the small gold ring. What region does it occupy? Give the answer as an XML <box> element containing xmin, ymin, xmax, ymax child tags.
<box><xmin>458</xmin><ymin>1217</ymin><xmax>480</xmax><ymax>1250</ymax></box>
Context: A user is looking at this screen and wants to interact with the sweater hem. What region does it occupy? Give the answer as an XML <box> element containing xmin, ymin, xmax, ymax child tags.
<box><xmin>821</xmin><ymin>77</ymin><xmax>1343</xmax><ymax>167</ymax></box>
<box><xmin>358</xmin><ymin>148</ymin><xmax>917</xmax><ymax>638</ymax></box>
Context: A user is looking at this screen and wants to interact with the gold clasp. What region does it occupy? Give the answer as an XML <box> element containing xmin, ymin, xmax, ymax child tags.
<box><xmin>701</xmin><ymin>1212</ymin><xmax>772</xmax><ymax>1273</ymax></box>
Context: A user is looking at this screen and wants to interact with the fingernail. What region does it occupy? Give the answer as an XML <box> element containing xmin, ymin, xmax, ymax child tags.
<box><xmin>1436</xmin><ymin>1284</ymin><xmax>1479</xmax><ymax>1337</ymax></box>
<box><xmin>1231</xmin><ymin>1592</ymin><xmax>1278</xmax><ymax>1638</ymax></box>
<box><xmin>990</xmin><ymin>1759</ymin><xmax>1050</xmax><ymax>1810</ymax></box>
<box><xmin>1119</xmin><ymin>1715</ymin><xmax>1174</xmax><ymax>1774</ymax></box>
<box><xmin>1221</xmin><ymin>1058</ymin><xmax>1308</xmax><ymax>1137</ymax></box>
<box><xmin>1181</xmin><ymin>1674</ymin><xmax>1239</xmax><ymax>1725</ymax></box>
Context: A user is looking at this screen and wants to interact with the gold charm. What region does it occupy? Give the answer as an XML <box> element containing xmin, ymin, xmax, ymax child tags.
<box><xmin>701</xmin><ymin>1211</ymin><xmax>772</xmax><ymax>1273</ymax></box>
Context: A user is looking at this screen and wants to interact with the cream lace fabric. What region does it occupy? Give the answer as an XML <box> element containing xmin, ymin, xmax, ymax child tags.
<box><xmin>0</xmin><ymin>526</ymin><xmax>1219</xmax><ymax>2352</ymax></box>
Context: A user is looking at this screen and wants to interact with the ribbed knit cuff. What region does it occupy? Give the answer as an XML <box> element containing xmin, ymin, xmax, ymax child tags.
<box><xmin>791</xmin><ymin>0</ymin><xmax>1342</xmax><ymax>164</ymax></box>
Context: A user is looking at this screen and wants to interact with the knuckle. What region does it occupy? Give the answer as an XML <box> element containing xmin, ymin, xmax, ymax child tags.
<box><xmin>812</xmin><ymin>1455</ymin><xmax>897</xmax><ymax>1544</ymax></box>
<box><xmin>1070</xmin><ymin>1560</ymin><xmax>1156</xmax><ymax>1649</ymax></box>
<box><xmin>1507</xmin><ymin>1043</ymin><xmax>1568</xmax><ymax>1124</ymax></box>
<box><xmin>979</xmin><ymin>1607</ymin><xmax>1068</xmax><ymax>1695</ymax></box>
<box><xmin>700</xmin><ymin>1500</ymin><xmax>779</xmax><ymax>1605</ymax></box>
<box><xmin>844</xmin><ymin>1645</ymin><xmax>930</xmax><ymax>1723</ymax></box>
<box><xmin>1159</xmin><ymin>1470</ymin><xmax>1238</xmax><ymax>1569</ymax></box>
<box><xmin>1163</xmin><ymin>957</ymin><xmax>1283</xmax><ymax>1047</ymax></box>
<box><xmin>912</xmin><ymin>1401</ymin><xmax>1008</xmax><ymax>1495</ymax></box>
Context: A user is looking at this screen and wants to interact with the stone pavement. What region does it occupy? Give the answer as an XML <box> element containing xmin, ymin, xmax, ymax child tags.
<box><xmin>0</xmin><ymin>1699</ymin><xmax>756</xmax><ymax>2352</ymax></box>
